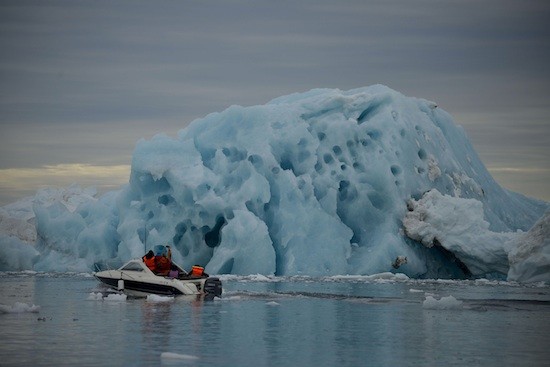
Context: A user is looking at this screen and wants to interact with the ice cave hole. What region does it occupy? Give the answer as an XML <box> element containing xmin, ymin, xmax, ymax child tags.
<box><xmin>367</xmin><ymin>130</ymin><xmax>382</xmax><ymax>141</ymax></box>
<box><xmin>390</xmin><ymin>165</ymin><xmax>402</xmax><ymax>176</ymax></box>
<box><xmin>367</xmin><ymin>192</ymin><xmax>385</xmax><ymax>210</ymax></box>
<box><xmin>248</xmin><ymin>154</ymin><xmax>263</xmax><ymax>167</ymax></box>
<box><xmin>204</xmin><ymin>215</ymin><xmax>227</xmax><ymax>248</ymax></box>
<box><xmin>314</xmin><ymin>162</ymin><xmax>323</xmax><ymax>173</ymax></box>
<box><xmin>222</xmin><ymin>147</ymin><xmax>247</xmax><ymax>162</ymax></box>
<box><xmin>357</xmin><ymin>104</ymin><xmax>382</xmax><ymax>124</ymax></box>
<box><xmin>158</xmin><ymin>194</ymin><xmax>175</xmax><ymax>206</ymax></box>
<box><xmin>323</xmin><ymin>154</ymin><xmax>334</xmax><ymax>164</ymax></box>
<box><xmin>280</xmin><ymin>157</ymin><xmax>295</xmax><ymax>172</ymax></box>
<box><xmin>418</xmin><ymin>148</ymin><xmax>427</xmax><ymax>160</ymax></box>
<box><xmin>173</xmin><ymin>222</ymin><xmax>187</xmax><ymax>240</ymax></box>
<box><xmin>338</xmin><ymin>180</ymin><xmax>358</xmax><ymax>202</ymax></box>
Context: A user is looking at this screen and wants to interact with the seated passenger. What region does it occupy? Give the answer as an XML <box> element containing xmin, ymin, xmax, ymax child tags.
<box><xmin>142</xmin><ymin>250</ymin><xmax>156</xmax><ymax>272</ymax></box>
<box><xmin>155</xmin><ymin>255</ymin><xmax>171</xmax><ymax>276</ymax></box>
<box><xmin>168</xmin><ymin>264</ymin><xmax>179</xmax><ymax>279</ymax></box>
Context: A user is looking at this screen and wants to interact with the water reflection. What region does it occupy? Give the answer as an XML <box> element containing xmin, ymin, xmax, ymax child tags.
<box><xmin>263</xmin><ymin>302</ymin><xmax>282</xmax><ymax>366</ymax></box>
<box><xmin>141</xmin><ymin>300</ymin><xmax>173</xmax><ymax>359</ymax></box>
<box><xmin>137</xmin><ymin>295</ymin><xmax>224</xmax><ymax>363</ymax></box>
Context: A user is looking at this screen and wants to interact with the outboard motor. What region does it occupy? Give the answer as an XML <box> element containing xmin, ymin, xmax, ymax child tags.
<box><xmin>203</xmin><ymin>277</ymin><xmax>222</xmax><ymax>298</ymax></box>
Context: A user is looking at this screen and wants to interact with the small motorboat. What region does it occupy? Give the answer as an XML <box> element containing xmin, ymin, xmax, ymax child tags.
<box><xmin>94</xmin><ymin>259</ymin><xmax>222</xmax><ymax>299</ymax></box>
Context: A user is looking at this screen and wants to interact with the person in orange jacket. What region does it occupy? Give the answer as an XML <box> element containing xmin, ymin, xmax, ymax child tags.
<box><xmin>155</xmin><ymin>254</ymin><xmax>171</xmax><ymax>276</ymax></box>
<box><xmin>142</xmin><ymin>250</ymin><xmax>156</xmax><ymax>272</ymax></box>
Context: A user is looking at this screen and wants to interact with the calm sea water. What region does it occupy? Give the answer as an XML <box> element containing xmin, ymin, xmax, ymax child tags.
<box><xmin>0</xmin><ymin>272</ymin><xmax>549</xmax><ymax>367</ymax></box>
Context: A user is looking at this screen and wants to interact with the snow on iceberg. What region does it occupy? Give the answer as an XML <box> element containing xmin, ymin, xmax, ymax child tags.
<box><xmin>403</xmin><ymin>189</ymin><xmax>519</xmax><ymax>277</ymax></box>
<box><xmin>0</xmin><ymin>85</ymin><xmax>548</xmax><ymax>279</ymax></box>
<box><xmin>404</xmin><ymin>190</ymin><xmax>550</xmax><ymax>282</ymax></box>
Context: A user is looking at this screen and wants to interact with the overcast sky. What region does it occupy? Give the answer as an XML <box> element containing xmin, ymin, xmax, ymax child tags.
<box><xmin>1</xmin><ymin>0</ymin><xmax>549</xmax><ymax>206</ymax></box>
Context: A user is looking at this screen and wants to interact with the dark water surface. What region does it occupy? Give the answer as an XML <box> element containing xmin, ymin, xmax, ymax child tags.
<box><xmin>1</xmin><ymin>273</ymin><xmax>549</xmax><ymax>367</ymax></box>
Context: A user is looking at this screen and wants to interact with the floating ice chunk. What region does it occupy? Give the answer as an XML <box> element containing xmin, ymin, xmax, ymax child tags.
<box><xmin>366</xmin><ymin>272</ymin><xmax>410</xmax><ymax>282</ymax></box>
<box><xmin>160</xmin><ymin>352</ymin><xmax>199</xmax><ymax>361</ymax></box>
<box><xmin>217</xmin><ymin>295</ymin><xmax>243</xmax><ymax>301</ymax></box>
<box><xmin>0</xmin><ymin>302</ymin><xmax>40</xmax><ymax>313</ymax></box>
<box><xmin>422</xmin><ymin>295</ymin><xmax>463</xmax><ymax>310</ymax></box>
<box><xmin>146</xmin><ymin>294</ymin><xmax>174</xmax><ymax>303</ymax></box>
<box><xmin>87</xmin><ymin>292</ymin><xmax>104</xmax><ymax>301</ymax></box>
<box><xmin>327</xmin><ymin>272</ymin><xmax>410</xmax><ymax>282</ymax></box>
<box><xmin>266</xmin><ymin>301</ymin><xmax>280</xmax><ymax>306</ymax></box>
<box><xmin>103</xmin><ymin>293</ymin><xmax>127</xmax><ymax>302</ymax></box>
<box><xmin>247</xmin><ymin>274</ymin><xmax>274</xmax><ymax>282</ymax></box>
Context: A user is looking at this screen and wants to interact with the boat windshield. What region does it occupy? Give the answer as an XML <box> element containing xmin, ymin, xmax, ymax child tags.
<box><xmin>120</xmin><ymin>262</ymin><xmax>145</xmax><ymax>272</ymax></box>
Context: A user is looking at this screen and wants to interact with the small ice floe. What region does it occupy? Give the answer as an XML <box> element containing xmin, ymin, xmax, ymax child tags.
<box><xmin>0</xmin><ymin>302</ymin><xmax>40</xmax><ymax>314</ymax></box>
<box><xmin>329</xmin><ymin>272</ymin><xmax>410</xmax><ymax>283</ymax></box>
<box><xmin>87</xmin><ymin>292</ymin><xmax>104</xmax><ymax>301</ymax></box>
<box><xmin>216</xmin><ymin>295</ymin><xmax>242</xmax><ymax>301</ymax></box>
<box><xmin>265</xmin><ymin>301</ymin><xmax>280</xmax><ymax>306</ymax></box>
<box><xmin>422</xmin><ymin>295</ymin><xmax>463</xmax><ymax>310</ymax></box>
<box><xmin>161</xmin><ymin>352</ymin><xmax>199</xmax><ymax>361</ymax></box>
<box><xmin>219</xmin><ymin>274</ymin><xmax>278</xmax><ymax>283</ymax></box>
<box><xmin>103</xmin><ymin>293</ymin><xmax>127</xmax><ymax>302</ymax></box>
<box><xmin>248</xmin><ymin>274</ymin><xmax>274</xmax><ymax>282</ymax></box>
<box><xmin>409</xmin><ymin>288</ymin><xmax>424</xmax><ymax>293</ymax></box>
<box><xmin>87</xmin><ymin>292</ymin><xmax>127</xmax><ymax>301</ymax></box>
<box><xmin>146</xmin><ymin>294</ymin><xmax>174</xmax><ymax>303</ymax></box>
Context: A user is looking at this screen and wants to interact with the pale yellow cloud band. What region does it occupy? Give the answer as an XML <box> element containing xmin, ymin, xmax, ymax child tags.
<box><xmin>1</xmin><ymin>163</ymin><xmax>549</xmax><ymax>204</ymax></box>
<box><xmin>488</xmin><ymin>167</ymin><xmax>550</xmax><ymax>174</ymax></box>
<box><xmin>0</xmin><ymin>164</ymin><xmax>131</xmax><ymax>191</ymax></box>
<box><xmin>487</xmin><ymin>166</ymin><xmax>550</xmax><ymax>201</ymax></box>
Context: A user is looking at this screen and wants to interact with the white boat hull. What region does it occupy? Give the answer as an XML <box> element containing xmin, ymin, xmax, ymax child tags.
<box><xmin>94</xmin><ymin>260</ymin><xmax>222</xmax><ymax>298</ymax></box>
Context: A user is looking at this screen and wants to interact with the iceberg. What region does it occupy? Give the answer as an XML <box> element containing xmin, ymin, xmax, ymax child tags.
<box><xmin>508</xmin><ymin>210</ymin><xmax>550</xmax><ymax>283</ymax></box>
<box><xmin>0</xmin><ymin>85</ymin><xmax>548</xmax><ymax>280</ymax></box>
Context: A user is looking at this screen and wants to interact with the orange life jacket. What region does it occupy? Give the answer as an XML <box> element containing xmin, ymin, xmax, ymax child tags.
<box><xmin>142</xmin><ymin>256</ymin><xmax>156</xmax><ymax>272</ymax></box>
